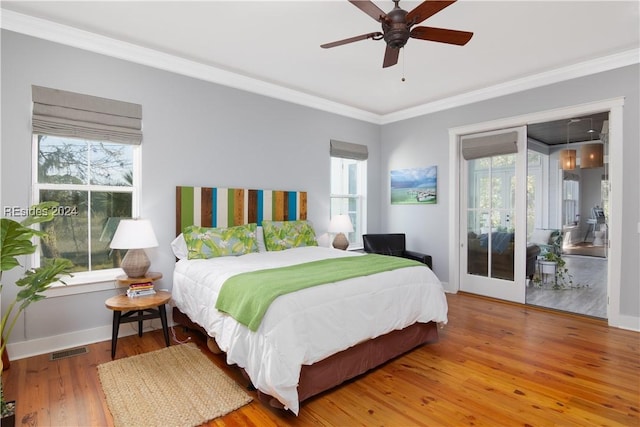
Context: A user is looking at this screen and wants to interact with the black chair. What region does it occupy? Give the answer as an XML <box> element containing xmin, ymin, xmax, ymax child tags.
<box><xmin>362</xmin><ymin>233</ymin><xmax>433</xmax><ymax>270</ymax></box>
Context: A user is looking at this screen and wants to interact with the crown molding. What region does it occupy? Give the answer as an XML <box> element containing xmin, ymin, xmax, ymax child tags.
<box><xmin>381</xmin><ymin>48</ymin><xmax>640</xmax><ymax>124</ymax></box>
<box><xmin>2</xmin><ymin>9</ymin><xmax>638</xmax><ymax>125</ymax></box>
<box><xmin>0</xmin><ymin>9</ymin><xmax>381</xmax><ymax>124</ymax></box>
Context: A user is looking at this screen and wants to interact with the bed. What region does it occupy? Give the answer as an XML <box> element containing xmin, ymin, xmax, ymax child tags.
<box><xmin>171</xmin><ymin>186</ymin><xmax>448</xmax><ymax>414</ymax></box>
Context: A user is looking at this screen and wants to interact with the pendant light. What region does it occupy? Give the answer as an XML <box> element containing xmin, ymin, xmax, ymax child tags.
<box><xmin>560</xmin><ymin>119</ymin><xmax>576</xmax><ymax>170</ymax></box>
<box><xmin>580</xmin><ymin>118</ymin><xmax>604</xmax><ymax>169</ymax></box>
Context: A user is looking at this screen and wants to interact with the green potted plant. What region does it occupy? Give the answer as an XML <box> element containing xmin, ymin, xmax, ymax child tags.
<box><xmin>534</xmin><ymin>251</ymin><xmax>574</xmax><ymax>289</ymax></box>
<box><xmin>1</xmin><ymin>202</ymin><xmax>73</xmax><ymax>425</ymax></box>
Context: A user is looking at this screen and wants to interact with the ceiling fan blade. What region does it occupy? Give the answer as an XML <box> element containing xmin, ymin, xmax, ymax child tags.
<box><xmin>410</xmin><ymin>26</ymin><xmax>473</xmax><ymax>45</ymax></box>
<box><xmin>382</xmin><ymin>46</ymin><xmax>400</xmax><ymax>68</ymax></box>
<box><xmin>349</xmin><ymin>0</ymin><xmax>386</xmax><ymax>22</ymax></box>
<box><xmin>321</xmin><ymin>32</ymin><xmax>383</xmax><ymax>49</ymax></box>
<box><xmin>406</xmin><ymin>0</ymin><xmax>457</xmax><ymax>26</ymax></box>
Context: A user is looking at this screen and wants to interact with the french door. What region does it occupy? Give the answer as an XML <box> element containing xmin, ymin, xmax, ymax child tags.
<box><xmin>459</xmin><ymin>127</ymin><xmax>528</xmax><ymax>303</ymax></box>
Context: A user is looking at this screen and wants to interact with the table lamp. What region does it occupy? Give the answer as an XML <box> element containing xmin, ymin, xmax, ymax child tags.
<box><xmin>328</xmin><ymin>214</ymin><xmax>353</xmax><ymax>250</ymax></box>
<box><xmin>110</xmin><ymin>218</ymin><xmax>158</xmax><ymax>278</ymax></box>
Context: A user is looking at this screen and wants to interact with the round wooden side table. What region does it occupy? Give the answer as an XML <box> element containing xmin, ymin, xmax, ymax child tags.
<box><xmin>105</xmin><ymin>289</ymin><xmax>171</xmax><ymax>359</ymax></box>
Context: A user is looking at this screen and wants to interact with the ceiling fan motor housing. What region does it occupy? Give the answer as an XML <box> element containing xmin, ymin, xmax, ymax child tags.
<box><xmin>320</xmin><ymin>0</ymin><xmax>473</xmax><ymax>68</ymax></box>
<box><xmin>382</xmin><ymin>7</ymin><xmax>410</xmax><ymax>49</ymax></box>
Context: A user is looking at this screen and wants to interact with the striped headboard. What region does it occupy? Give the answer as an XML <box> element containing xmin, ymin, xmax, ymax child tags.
<box><xmin>176</xmin><ymin>186</ymin><xmax>307</xmax><ymax>235</ymax></box>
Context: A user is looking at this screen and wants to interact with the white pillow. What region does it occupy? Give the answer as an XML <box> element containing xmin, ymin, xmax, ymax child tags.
<box><xmin>529</xmin><ymin>229</ymin><xmax>553</xmax><ymax>245</ymax></box>
<box><xmin>171</xmin><ymin>233</ymin><xmax>188</xmax><ymax>259</ymax></box>
<box><xmin>256</xmin><ymin>226</ymin><xmax>267</xmax><ymax>252</ymax></box>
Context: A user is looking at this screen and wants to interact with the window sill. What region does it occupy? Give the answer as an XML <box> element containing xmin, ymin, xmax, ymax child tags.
<box><xmin>44</xmin><ymin>268</ymin><xmax>128</xmax><ymax>298</ymax></box>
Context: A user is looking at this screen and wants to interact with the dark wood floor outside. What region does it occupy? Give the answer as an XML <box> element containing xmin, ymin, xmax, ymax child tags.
<box><xmin>3</xmin><ymin>293</ymin><xmax>639</xmax><ymax>426</ymax></box>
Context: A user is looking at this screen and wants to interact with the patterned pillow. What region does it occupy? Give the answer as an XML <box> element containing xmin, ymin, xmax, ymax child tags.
<box><xmin>261</xmin><ymin>220</ymin><xmax>318</xmax><ymax>251</ymax></box>
<box><xmin>183</xmin><ymin>223</ymin><xmax>258</xmax><ymax>259</ymax></box>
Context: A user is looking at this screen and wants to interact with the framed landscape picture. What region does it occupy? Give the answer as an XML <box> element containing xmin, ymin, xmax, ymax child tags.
<box><xmin>390</xmin><ymin>166</ymin><xmax>437</xmax><ymax>205</ymax></box>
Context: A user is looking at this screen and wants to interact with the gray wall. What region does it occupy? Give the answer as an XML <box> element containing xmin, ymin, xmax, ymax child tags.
<box><xmin>2</xmin><ymin>29</ymin><xmax>638</xmax><ymax>354</ymax></box>
<box><xmin>380</xmin><ymin>64</ymin><xmax>640</xmax><ymax>319</ymax></box>
<box><xmin>1</xmin><ymin>30</ymin><xmax>381</xmax><ymax>346</ymax></box>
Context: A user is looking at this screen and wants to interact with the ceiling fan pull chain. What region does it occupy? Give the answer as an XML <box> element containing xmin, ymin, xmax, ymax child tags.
<box><xmin>401</xmin><ymin>48</ymin><xmax>406</xmax><ymax>82</ymax></box>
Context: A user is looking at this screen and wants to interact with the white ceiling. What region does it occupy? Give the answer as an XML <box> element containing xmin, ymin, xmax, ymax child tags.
<box><xmin>1</xmin><ymin>1</ymin><xmax>639</xmax><ymax>123</ymax></box>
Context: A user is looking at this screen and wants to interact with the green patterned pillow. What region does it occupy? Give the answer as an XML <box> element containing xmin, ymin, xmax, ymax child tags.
<box><xmin>183</xmin><ymin>223</ymin><xmax>258</xmax><ymax>259</ymax></box>
<box><xmin>262</xmin><ymin>220</ymin><xmax>318</xmax><ymax>251</ymax></box>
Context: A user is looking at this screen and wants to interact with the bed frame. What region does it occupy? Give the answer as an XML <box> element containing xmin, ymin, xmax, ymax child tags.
<box><xmin>173</xmin><ymin>185</ymin><xmax>440</xmax><ymax>410</ymax></box>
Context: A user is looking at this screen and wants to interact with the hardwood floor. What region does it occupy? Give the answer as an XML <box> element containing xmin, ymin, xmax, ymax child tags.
<box><xmin>3</xmin><ymin>293</ymin><xmax>638</xmax><ymax>426</ymax></box>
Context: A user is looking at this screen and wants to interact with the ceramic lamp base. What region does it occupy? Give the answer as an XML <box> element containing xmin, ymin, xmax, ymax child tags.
<box><xmin>121</xmin><ymin>248</ymin><xmax>150</xmax><ymax>278</ymax></box>
<box><xmin>332</xmin><ymin>233</ymin><xmax>349</xmax><ymax>250</ymax></box>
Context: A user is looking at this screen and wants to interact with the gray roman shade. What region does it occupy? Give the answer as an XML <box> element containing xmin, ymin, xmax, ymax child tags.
<box><xmin>330</xmin><ymin>139</ymin><xmax>368</xmax><ymax>160</ymax></box>
<box><xmin>32</xmin><ymin>85</ymin><xmax>142</xmax><ymax>144</ymax></box>
<box><xmin>461</xmin><ymin>131</ymin><xmax>518</xmax><ymax>160</ymax></box>
<box><xmin>563</xmin><ymin>172</ymin><xmax>580</xmax><ymax>181</ymax></box>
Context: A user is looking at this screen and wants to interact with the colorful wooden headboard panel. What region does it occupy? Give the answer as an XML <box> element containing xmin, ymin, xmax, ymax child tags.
<box><xmin>176</xmin><ymin>186</ymin><xmax>307</xmax><ymax>234</ymax></box>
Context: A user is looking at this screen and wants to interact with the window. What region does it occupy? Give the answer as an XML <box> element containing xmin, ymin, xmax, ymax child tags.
<box><xmin>527</xmin><ymin>150</ymin><xmax>544</xmax><ymax>235</ymax></box>
<box><xmin>468</xmin><ymin>154</ymin><xmax>516</xmax><ymax>235</ymax></box>
<box><xmin>601</xmin><ymin>176</ymin><xmax>609</xmax><ymax>219</ymax></box>
<box><xmin>563</xmin><ymin>178</ymin><xmax>580</xmax><ymax>226</ymax></box>
<box><xmin>330</xmin><ymin>140</ymin><xmax>367</xmax><ymax>248</ymax></box>
<box><xmin>34</xmin><ymin>135</ymin><xmax>138</xmax><ymax>273</ymax></box>
<box><xmin>30</xmin><ymin>85</ymin><xmax>142</xmax><ymax>279</ymax></box>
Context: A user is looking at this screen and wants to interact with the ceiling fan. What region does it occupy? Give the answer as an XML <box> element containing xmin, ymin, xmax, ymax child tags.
<box><xmin>321</xmin><ymin>0</ymin><xmax>473</xmax><ymax>68</ymax></box>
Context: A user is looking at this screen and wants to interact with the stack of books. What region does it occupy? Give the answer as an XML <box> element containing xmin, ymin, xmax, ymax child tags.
<box><xmin>126</xmin><ymin>282</ymin><xmax>156</xmax><ymax>297</ymax></box>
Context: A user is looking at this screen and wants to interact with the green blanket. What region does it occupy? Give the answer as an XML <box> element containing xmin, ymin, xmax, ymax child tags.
<box><xmin>215</xmin><ymin>253</ymin><xmax>423</xmax><ymax>331</ymax></box>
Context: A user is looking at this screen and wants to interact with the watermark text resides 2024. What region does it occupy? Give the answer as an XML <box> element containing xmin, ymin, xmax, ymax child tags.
<box><xmin>3</xmin><ymin>205</ymin><xmax>79</xmax><ymax>218</ymax></box>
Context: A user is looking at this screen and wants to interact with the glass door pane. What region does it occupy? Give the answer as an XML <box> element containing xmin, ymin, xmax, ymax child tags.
<box><xmin>466</xmin><ymin>154</ymin><xmax>516</xmax><ymax>281</ymax></box>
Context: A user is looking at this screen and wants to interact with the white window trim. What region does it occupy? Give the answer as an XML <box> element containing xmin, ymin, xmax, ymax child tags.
<box><xmin>44</xmin><ymin>268</ymin><xmax>128</xmax><ymax>297</ymax></box>
<box><xmin>31</xmin><ymin>135</ymin><xmax>142</xmax><ymax>294</ymax></box>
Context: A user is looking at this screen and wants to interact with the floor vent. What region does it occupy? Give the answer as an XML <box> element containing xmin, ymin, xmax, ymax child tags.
<box><xmin>50</xmin><ymin>346</ymin><xmax>88</xmax><ymax>361</ymax></box>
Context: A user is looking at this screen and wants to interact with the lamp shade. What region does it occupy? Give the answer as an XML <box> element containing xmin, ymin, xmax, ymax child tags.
<box><xmin>328</xmin><ymin>215</ymin><xmax>354</xmax><ymax>233</ymax></box>
<box><xmin>110</xmin><ymin>219</ymin><xmax>158</xmax><ymax>278</ymax></box>
<box><xmin>580</xmin><ymin>143</ymin><xmax>604</xmax><ymax>169</ymax></box>
<box><xmin>559</xmin><ymin>149</ymin><xmax>576</xmax><ymax>170</ymax></box>
<box><xmin>110</xmin><ymin>219</ymin><xmax>158</xmax><ymax>249</ymax></box>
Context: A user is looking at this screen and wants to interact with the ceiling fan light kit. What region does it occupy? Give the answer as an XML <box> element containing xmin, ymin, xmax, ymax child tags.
<box><xmin>321</xmin><ymin>0</ymin><xmax>473</xmax><ymax>68</ymax></box>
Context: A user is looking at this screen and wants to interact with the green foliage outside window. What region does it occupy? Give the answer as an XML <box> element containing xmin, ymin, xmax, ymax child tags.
<box><xmin>36</xmin><ymin>135</ymin><xmax>135</xmax><ymax>272</ymax></box>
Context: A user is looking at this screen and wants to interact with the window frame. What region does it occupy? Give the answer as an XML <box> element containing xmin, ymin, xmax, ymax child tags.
<box><xmin>31</xmin><ymin>134</ymin><xmax>141</xmax><ymax>288</ymax></box>
<box><xmin>330</xmin><ymin>156</ymin><xmax>367</xmax><ymax>249</ymax></box>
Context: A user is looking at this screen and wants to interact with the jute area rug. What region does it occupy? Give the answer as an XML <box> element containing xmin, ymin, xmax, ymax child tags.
<box><xmin>97</xmin><ymin>343</ymin><xmax>252</xmax><ymax>427</ymax></box>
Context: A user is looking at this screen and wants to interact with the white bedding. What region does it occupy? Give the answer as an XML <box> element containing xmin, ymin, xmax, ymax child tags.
<box><xmin>172</xmin><ymin>246</ymin><xmax>448</xmax><ymax>414</ymax></box>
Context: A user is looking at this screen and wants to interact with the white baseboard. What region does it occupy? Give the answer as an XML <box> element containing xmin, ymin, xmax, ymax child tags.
<box><xmin>6</xmin><ymin>320</ymin><xmax>176</xmax><ymax>361</ymax></box>
<box><xmin>611</xmin><ymin>314</ymin><xmax>640</xmax><ymax>332</ymax></box>
<box><xmin>441</xmin><ymin>281</ymin><xmax>454</xmax><ymax>293</ymax></box>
